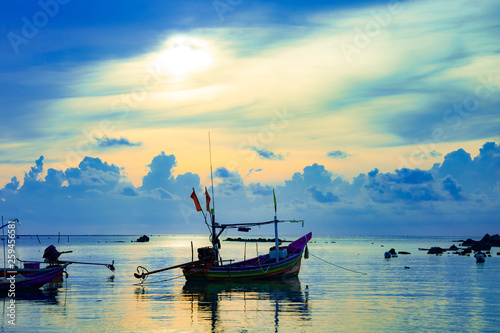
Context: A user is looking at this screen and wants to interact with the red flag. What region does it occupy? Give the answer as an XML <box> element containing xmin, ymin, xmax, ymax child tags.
<box><xmin>190</xmin><ymin>188</ymin><xmax>202</xmax><ymax>212</ymax></box>
<box><xmin>205</xmin><ymin>187</ymin><xmax>211</xmax><ymax>212</ymax></box>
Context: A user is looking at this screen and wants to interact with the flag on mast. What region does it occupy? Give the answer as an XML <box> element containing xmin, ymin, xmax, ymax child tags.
<box><xmin>273</xmin><ymin>189</ymin><xmax>277</xmax><ymax>213</ymax></box>
<box><xmin>205</xmin><ymin>187</ymin><xmax>211</xmax><ymax>212</ymax></box>
<box><xmin>190</xmin><ymin>188</ymin><xmax>202</xmax><ymax>212</ymax></box>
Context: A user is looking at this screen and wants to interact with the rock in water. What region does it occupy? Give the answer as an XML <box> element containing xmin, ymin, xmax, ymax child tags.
<box><xmin>136</xmin><ymin>235</ymin><xmax>150</xmax><ymax>242</ymax></box>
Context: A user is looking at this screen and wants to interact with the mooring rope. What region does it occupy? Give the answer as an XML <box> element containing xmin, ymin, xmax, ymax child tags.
<box><xmin>310</xmin><ymin>253</ymin><xmax>367</xmax><ymax>275</ymax></box>
<box><xmin>133</xmin><ymin>274</ymin><xmax>186</xmax><ymax>285</ymax></box>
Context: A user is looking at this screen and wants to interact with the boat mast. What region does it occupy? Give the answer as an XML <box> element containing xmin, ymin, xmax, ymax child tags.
<box><xmin>273</xmin><ymin>190</ymin><xmax>279</xmax><ymax>262</ymax></box>
<box><xmin>208</xmin><ymin>132</ymin><xmax>219</xmax><ymax>263</ymax></box>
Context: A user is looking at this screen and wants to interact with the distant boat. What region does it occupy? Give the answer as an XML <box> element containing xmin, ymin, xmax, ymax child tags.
<box><xmin>475</xmin><ymin>253</ymin><xmax>485</xmax><ymax>263</ymax></box>
<box><xmin>384</xmin><ymin>252</ymin><xmax>391</xmax><ymax>259</ymax></box>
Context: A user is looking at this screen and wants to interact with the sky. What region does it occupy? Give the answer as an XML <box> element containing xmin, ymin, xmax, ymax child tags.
<box><xmin>0</xmin><ymin>0</ymin><xmax>499</xmax><ymax>236</ymax></box>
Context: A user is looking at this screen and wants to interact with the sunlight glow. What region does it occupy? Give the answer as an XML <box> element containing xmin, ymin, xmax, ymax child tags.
<box><xmin>156</xmin><ymin>37</ymin><xmax>214</xmax><ymax>75</ymax></box>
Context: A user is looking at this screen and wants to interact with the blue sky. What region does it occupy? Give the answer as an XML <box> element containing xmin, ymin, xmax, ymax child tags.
<box><xmin>0</xmin><ymin>0</ymin><xmax>499</xmax><ymax>235</ymax></box>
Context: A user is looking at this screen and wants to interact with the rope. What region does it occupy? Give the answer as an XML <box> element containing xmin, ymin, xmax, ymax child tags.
<box><xmin>310</xmin><ymin>253</ymin><xmax>367</xmax><ymax>275</ymax></box>
<box><xmin>134</xmin><ymin>273</ymin><xmax>189</xmax><ymax>285</ymax></box>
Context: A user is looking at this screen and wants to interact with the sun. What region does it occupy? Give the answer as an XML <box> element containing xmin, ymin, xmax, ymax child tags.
<box><xmin>156</xmin><ymin>37</ymin><xmax>214</xmax><ymax>75</ymax></box>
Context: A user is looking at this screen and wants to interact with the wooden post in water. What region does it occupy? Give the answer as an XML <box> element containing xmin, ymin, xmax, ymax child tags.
<box><xmin>36</xmin><ymin>234</ymin><xmax>41</xmax><ymax>243</ymax></box>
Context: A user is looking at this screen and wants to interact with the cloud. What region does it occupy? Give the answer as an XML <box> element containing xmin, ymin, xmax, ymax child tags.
<box><xmin>307</xmin><ymin>185</ymin><xmax>340</xmax><ymax>203</ymax></box>
<box><xmin>441</xmin><ymin>176</ymin><xmax>465</xmax><ymax>201</ymax></box>
<box><xmin>121</xmin><ymin>186</ymin><xmax>138</xmax><ymax>196</ymax></box>
<box><xmin>215</xmin><ymin>167</ymin><xmax>230</xmax><ymax>178</ymax></box>
<box><xmin>363</xmin><ymin>168</ymin><xmax>443</xmax><ymax>203</ymax></box>
<box><xmin>251</xmin><ymin>147</ymin><xmax>284</xmax><ymax>161</ymax></box>
<box><xmin>141</xmin><ymin>151</ymin><xmax>198</xmax><ymax>198</ymax></box>
<box><xmin>407</xmin><ymin>149</ymin><xmax>442</xmax><ymax>161</ymax></box>
<box><xmin>1</xmin><ymin>0</ymin><xmax>500</xmax><ymax>235</ymax></box>
<box><xmin>247</xmin><ymin>168</ymin><xmax>263</xmax><ymax>177</ymax></box>
<box><xmin>0</xmin><ymin>141</ymin><xmax>499</xmax><ymax>235</ymax></box>
<box><xmin>327</xmin><ymin>150</ymin><xmax>351</xmax><ymax>159</ymax></box>
<box><xmin>248</xmin><ymin>183</ymin><xmax>273</xmax><ymax>196</ymax></box>
<box><xmin>429</xmin><ymin>150</ymin><xmax>442</xmax><ymax>158</ymax></box>
<box><xmin>433</xmin><ymin>141</ymin><xmax>500</xmax><ymax>196</ymax></box>
<box><xmin>3</xmin><ymin>177</ymin><xmax>19</xmax><ymax>191</ymax></box>
<box><xmin>2</xmin><ymin>0</ymin><xmax>498</xmax><ymax>178</ymax></box>
<box><xmin>141</xmin><ymin>151</ymin><xmax>177</xmax><ymax>191</ymax></box>
<box><xmin>96</xmin><ymin>136</ymin><xmax>141</xmax><ymax>148</ymax></box>
<box><xmin>214</xmin><ymin>167</ymin><xmax>244</xmax><ymax>195</ymax></box>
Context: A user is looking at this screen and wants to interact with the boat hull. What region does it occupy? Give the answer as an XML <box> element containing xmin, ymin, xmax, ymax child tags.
<box><xmin>0</xmin><ymin>266</ymin><xmax>64</xmax><ymax>278</ymax></box>
<box><xmin>0</xmin><ymin>264</ymin><xmax>68</xmax><ymax>291</ymax></box>
<box><xmin>182</xmin><ymin>232</ymin><xmax>311</xmax><ymax>282</ymax></box>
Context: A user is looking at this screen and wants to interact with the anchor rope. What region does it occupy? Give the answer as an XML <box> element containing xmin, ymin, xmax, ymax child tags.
<box><xmin>310</xmin><ymin>253</ymin><xmax>367</xmax><ymax>275</ymax></box>
<box><xmin>134</xmin><ymin>272</ymin><xmax>193</xmax><ymax>285</ymax></box>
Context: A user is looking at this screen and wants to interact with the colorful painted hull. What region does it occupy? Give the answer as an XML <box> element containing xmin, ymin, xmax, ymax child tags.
<box><xmin>0</xmin><ymin>264</ymin><xmax>68</xmax><ymax>291</ymax></box>
<box><xmin>182</xmin><ymin>232</ymin><xmax>311</xmax><ymax>282</ymax></box>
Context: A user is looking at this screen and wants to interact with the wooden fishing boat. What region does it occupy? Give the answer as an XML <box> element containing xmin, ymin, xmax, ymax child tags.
<box><xmin>182</xmin><ymin>232</ymin><xmax>311</xmax><ymax>281</ymax></box>
<box><xmin>0</xmin><ymin>264</ymin><xmax>62</xmax><ymax>278</ymax></box>
<box><xmin>0</xmin><ymin>263</ymin><xmax>69</xmax><ymax>291</ymax></box>
<box><xmin>134</xmin><ymin>189</ymin><xmax>311</xmax><ymax>283</ymax></box>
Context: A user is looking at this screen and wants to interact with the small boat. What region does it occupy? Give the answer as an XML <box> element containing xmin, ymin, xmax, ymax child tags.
<box><xmin>384</xmin><ymin>252</ymin><xmax>391</xmax><ymax>259</ymax></box>
<box><xmin>134</xmin><ymin>191</ymin><xmax>311</xmax><ymax>283</ymax></box>
<box><xmin>182</xmin><ymin>232</ymin><xmax>311</xmax><ymax>281</ymax></box>
<box><xmin>475</xmin><ymin>253</ymin><xmax>485</xmax><ymax>263</ymax></box>
<box><xmin>1</xmin><ymin>218</ymin><xmax>114</xmax><ymax>279</ymax></box>
<box><xmin>0</xmin><ymin>263</ymin><xmax>69</xmax><ymax>292</ymax></box>
<box><xmin>0</xmin><ymin>262</ymin><xmax>58</xmax><ymax>278</ymax></box>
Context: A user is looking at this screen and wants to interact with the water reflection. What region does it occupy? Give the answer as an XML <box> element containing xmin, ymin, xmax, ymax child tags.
<box><xmin>0</xmin><ymin>288</ymin><xmax>59</xmax><ymax>304</ymax></box>
<box><xmin>181</xmin><ymin>277</ymin><xmax>311</xmax><ymax>332</ymax></box>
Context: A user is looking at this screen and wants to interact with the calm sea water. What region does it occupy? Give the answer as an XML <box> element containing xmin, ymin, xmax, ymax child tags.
<box><xmin>1</xmin><ymin>234</ymin><xmax>499</xmax><ymax>332</ymax></box>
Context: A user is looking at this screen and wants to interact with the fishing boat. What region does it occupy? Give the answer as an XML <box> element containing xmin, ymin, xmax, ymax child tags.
<box><xmin>134</xmin><ymin>188</ymin><xmax>311</xmax><ymax>283</ymax></box>
<box><xmin>16</xmin><ymin>244</ymin><xmax>115</xmax><ymax>275</ymax></box>
<box><xmin>182</xmin><ymin>231</ymin><xmax>311</xmax><ymax>282</ymax></box>
<box><xmin>0</xmin><ymin>264</ymin><xmax>69</xmax><ymax>292</ymax></box>
<box><xmin>1</xmin><ymin>218</ymin><xmax>114</xmax><ymax>281</ymax></box>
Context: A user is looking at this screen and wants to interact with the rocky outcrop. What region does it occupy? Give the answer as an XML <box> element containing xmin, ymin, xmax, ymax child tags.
<box><xmin>427</xmin><ymin>247</ymin><xmax>445</xmax><ymax>255</ymax></box>
<box><xmin>461</xmin><ymin>234</ymin><xmax>500</xmax><ymax>252</ymax></box>
<box><xmin>136</xmin><ymin>235</ymin><xmax>150</xmax><ymax>242</ymax></box>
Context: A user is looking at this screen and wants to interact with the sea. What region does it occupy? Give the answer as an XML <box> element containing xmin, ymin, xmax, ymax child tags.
<box><xmin>1</xmin><ymin>233</ymin><xmax>499</xmax><ymax>332</ymax></box>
